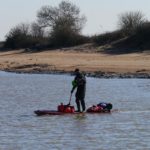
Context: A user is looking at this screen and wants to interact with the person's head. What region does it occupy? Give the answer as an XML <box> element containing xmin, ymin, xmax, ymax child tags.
<box><xmin>74</xmin><ymin>68</ymin><xmax>80</xmax><ymax>75</ymax></box>
<box><xmin>74</xmin><ymin>68</ymin><xmax>79</xmax><ymax>73</ymax></box>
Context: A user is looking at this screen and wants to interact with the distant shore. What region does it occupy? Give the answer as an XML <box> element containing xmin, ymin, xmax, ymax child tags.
<box><xmin>0</xmin><ymin>48</ymin><xmax>150</xmax><ymax>78</ymax></box>
<box><xmin>3</xmin><ymin>69</ymin><xmax>150</xmax><ymax>78</ymax></box>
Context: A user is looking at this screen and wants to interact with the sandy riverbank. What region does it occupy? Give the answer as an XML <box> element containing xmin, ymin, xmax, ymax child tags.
<box><xmin>0</xmin><ymin>49</ymin><xmax>150</xmax><ymax>78</ymax></box>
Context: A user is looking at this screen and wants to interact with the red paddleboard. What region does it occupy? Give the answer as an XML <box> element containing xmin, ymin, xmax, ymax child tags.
<box><xmin>34</xmin><ymin>110</ymin><xmax>111</xmax><ymax>116</ymax></box>
<box><xmin>34</xmin><ymin>103</ymin><xmax>114</xmax><ymax>116</ymax></box>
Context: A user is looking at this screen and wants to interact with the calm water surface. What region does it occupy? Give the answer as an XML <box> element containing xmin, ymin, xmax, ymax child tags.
<box><xmin>0</xmin><ymin>71</ymin><xmax>150</xmax><ymax>150</ymax></box>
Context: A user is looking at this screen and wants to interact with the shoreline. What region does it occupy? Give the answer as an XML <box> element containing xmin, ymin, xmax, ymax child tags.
<box><xmin>2</xmin><ymin>68</ymin><xmax>150</xmax><ymax>78</ymax></box>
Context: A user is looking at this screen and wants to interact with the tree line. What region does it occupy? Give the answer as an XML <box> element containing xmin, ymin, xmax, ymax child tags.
<box><xmin>4</xmin><ymin>1</ymin><xmax>88</xmax><ymax>49</ymax></box>
<box><xmin>3</xmin><ymin>1</ymin><xmax>150</xmax><ymax>52</ymax></box>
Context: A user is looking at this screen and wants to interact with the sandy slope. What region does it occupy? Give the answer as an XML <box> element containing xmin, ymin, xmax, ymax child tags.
<box><xmin>0</xmin><ymin>49</ymin><xmax>150</xmax><ymax>74</ymax></box>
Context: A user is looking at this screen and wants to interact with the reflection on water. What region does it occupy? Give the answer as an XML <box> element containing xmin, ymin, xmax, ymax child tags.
<box><xmin>0</xmin><ymin>71</ymin><xmax>150</xmax><ymax>150</ymax></box>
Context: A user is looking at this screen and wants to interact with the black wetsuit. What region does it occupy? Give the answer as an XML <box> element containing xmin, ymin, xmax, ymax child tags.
<box><xmin>72</xmin><ymin>72</ymin><xmax>86</xmax><ymax>112</ymax></box>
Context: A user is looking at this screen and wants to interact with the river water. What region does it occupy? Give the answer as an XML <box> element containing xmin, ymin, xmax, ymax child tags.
<box><xmin>0</xmin><ymin>71</ymin><xmax>150</xmax><ymax>150</ymax></box>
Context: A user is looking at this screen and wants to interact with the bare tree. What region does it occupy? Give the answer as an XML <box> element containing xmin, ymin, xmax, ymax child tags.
<box><xmin>5</xmin><ymin>1</ymin><xmax>87</xmax><ymax>48</ymax></box>
<box><xmin>37</xmin><ymin>1</ymin><xmax>86</xmax><ymax>34</ymax></box>
<box><xmin>30</xmin><ymin>22</ymin><xmax>44</xmax><ymax>38</ymax></box>
<box><xmin>5</xmin><ymin>23</ymin><xmax>31</xmax><ymax>48</ymax></box>
<box><xmin>118</xmin><ymin>11</ymin><xmax>146</xmax><ymax>36</ymax></box>
<box><xmin>6</xmin><ymin>23</ymin><xmax>30</xmax><ymax>38</ymax></box>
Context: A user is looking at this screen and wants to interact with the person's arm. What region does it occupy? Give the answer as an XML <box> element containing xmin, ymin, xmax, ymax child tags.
<box><xmin>71</xmin><ymin>79</ymin><xmax>77</xmax><ymax>93</ymax></box>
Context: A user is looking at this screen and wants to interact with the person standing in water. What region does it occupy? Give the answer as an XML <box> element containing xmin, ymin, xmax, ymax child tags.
<box><xmin>71</xmin><ymin>68</ymin><xmax>86</xmax><ymax>112</ymax></box>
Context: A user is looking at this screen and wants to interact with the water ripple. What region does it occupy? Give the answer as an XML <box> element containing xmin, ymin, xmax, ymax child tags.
<box><xmin>0</xmin><ymin>72</ymin><xmax>150</xmax><ymax>149</ymax></box>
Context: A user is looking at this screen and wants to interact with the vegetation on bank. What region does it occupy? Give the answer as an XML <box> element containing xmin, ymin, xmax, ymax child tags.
<box><xmin>2</xmin><ymin>1</ymin><xmax>150</xmax><ymax>53</ymax></box>
<box><xmin>92</xmin><ymin>11</ymin><xmax>150</xmax><ymax>54</ymax></box>
<box><xmin>4</xmin><ymin>1</ymin><xmax>89</xmax><ymax>50</ymax></box>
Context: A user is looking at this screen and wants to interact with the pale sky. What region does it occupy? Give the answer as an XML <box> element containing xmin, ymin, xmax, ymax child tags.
<box><xmin>1</xmin><ymin>0</ymin><xmax>150</xmax><ymax>41</ymax></box>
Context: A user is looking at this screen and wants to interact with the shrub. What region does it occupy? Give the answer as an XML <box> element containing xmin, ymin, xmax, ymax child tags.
<box><xmin>92</xmin><ymin>30</ymin><xmax>123</xmax><ymax>45</ymax></box>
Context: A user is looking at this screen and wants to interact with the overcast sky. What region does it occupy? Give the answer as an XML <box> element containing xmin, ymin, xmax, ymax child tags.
<box><xmin>1</xmin><ymin>0</ymin><xmax>150</xmax><ymax>41</ymax></box>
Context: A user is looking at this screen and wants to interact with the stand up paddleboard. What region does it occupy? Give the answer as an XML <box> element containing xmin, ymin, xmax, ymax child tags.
<box><xmin>34</xmin><ymin>110</ymin><xmax>88</xmax><ymax>116</ymax></box>
<box><xmin>34</xmin><ymin>102</ymin><xmax>113</xmax><ymax>116</ymax></box>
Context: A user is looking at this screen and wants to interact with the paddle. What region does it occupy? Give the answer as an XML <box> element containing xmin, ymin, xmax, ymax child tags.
<box><xmin>67</xmin><ymin>93</ymin><xmax>72</xmax><ymax>106</ymax></box>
